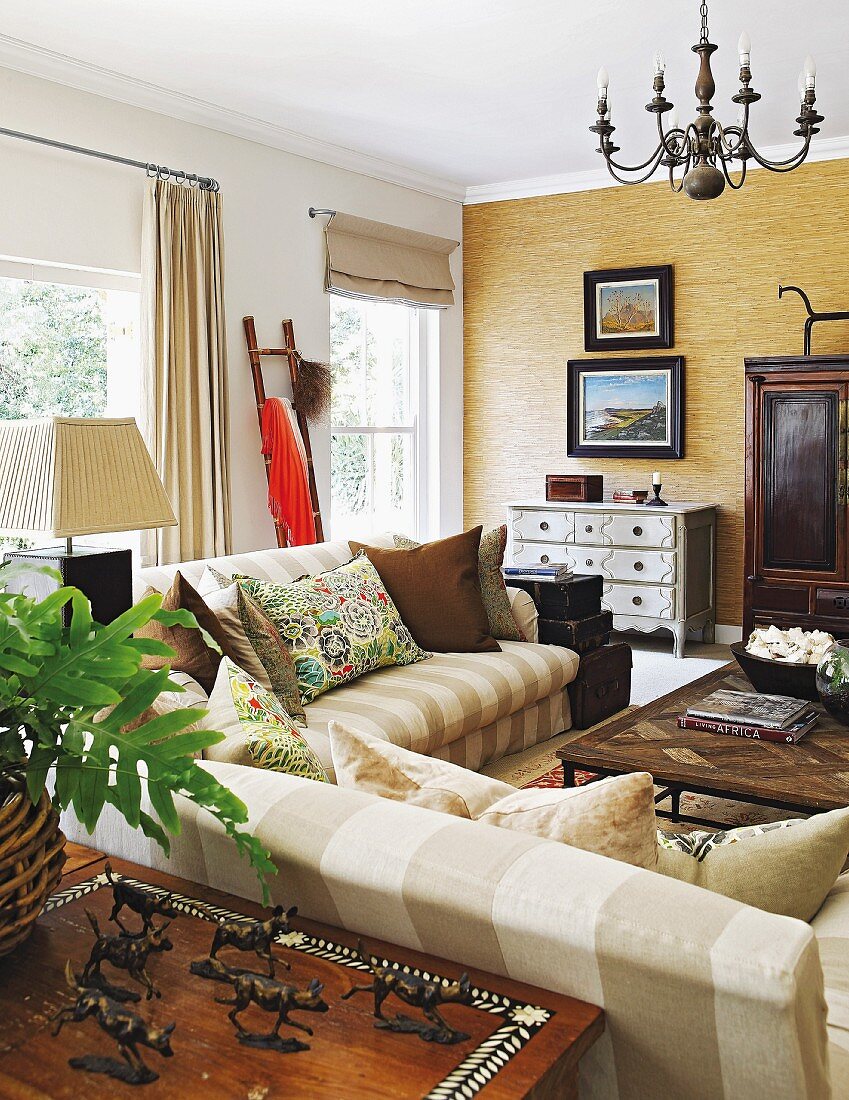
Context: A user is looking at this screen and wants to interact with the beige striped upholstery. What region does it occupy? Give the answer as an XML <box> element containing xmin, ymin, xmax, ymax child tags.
<box><xmin>137</xmin><ymin>539</ymin><xmax>577</xmax><ymax>777</ymax></box>
<box><xmin>811</xmin><ymin>871</ymin><xmax>849</xmax><ymax>1094</ymax></box>
<box><xmin>64</xmin><ymin>763</ymin><xmax>832</xmax><ymax>1100</ymax></box>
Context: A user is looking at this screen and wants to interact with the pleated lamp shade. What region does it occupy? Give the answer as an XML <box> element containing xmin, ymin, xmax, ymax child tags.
<box><xmin>0</xmin><ymin>417</ymin><xmax>176</xmax><ymax>537</ymax></box>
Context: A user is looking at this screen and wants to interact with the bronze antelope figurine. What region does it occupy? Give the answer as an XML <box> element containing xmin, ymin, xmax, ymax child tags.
<box><xmin>82</xmin><ymin>909</ymin><xmax>173</xmax><ymax>1001</ymax></box>
<box><xmin>104</xmin><ymin>862</ymin><xmax>179</xmax><ymax>934</ymax></box>
<box><xmin>208</xmin><ymin>904</ymin><xmax>298</xmax><ymax>977</ymax></box>
<box><xmin>216</xmin><ymin>973</ymin><xmax>328</xmax><ymax>1051</ymax></box>
<box><xmin>342</xmin><ymin>940</ymin><xmax>474</xmax><ymax>1044</ymax></box>
<box><xmin>51</xmin><ymin>961</ymin><xmax>175</xmax><ymax>1085</ymax></box>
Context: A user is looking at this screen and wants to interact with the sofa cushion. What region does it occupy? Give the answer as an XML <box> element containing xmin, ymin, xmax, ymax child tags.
<box><xmin>330</xmin><ymin>721</ymin><xmax>515</xmax><ymax>817</ymax></box>
<box><xmin>301</xmin><ymin>640</ymin><xmax>579</xmax><ymax>777</ymax></box>
<box><xmin>204</xmin><ymin>658</ymin><xmax>327</xmax><ymax>782</ymax></box>
<box><xmin>392</xmin><ymin>526</ymin><xmax>524</xmax><ymax>642</ymax></box>
<box><xmin>810</xmin><ymin>871</ymin><xmax>849</xmax><ymax>1094</ymax></box>
<box><xmin>351</xmin><ymin>528</ymin><xmax>500</xmax><ymax>653</ymax></box>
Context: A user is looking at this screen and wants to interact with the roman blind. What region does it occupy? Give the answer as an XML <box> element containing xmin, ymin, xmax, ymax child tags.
<box><xmin>324</xmin><ymin>212</ymin><xmax>459</xmax><ymax>308</ymax></box>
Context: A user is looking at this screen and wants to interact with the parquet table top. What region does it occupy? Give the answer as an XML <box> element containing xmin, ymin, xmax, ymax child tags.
<box><xmin>558</xmin><ymin>663</ymin><xmax>849</xmax><ymax>814</ymax></box>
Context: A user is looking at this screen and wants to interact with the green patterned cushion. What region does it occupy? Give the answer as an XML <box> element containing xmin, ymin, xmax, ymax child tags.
<box><xmin>239</xmin><ymin>556</ymin><xmax>430</xmax><ymax>705</ymax></box>
<box><xmin>204</xmin><ymin>566</ymin><xmax>306</xmax><ymax>725</ymax></box>
<box><xmin>207</xmin><ymin>657</ymin><xmax>327</xmax><ymax>782</ymax></box>
<box><xmin>393</xmin><ymin>526</ymin><xmax>524</xmax><ymax>642</ymax></box>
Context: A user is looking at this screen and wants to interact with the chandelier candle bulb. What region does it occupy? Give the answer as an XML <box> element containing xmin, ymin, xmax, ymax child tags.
<box><xmin>738</xmin><ymin>31</ymin><xmax>751</xmax><ymax>64</ymax></box>
<box><xmin>805</xmin><ymin>54</ymin><xmax>816</xmax><ymax>87</ymax></box>
<box><xmin>653</xmin><ymin>51</ymin><xmax>666</xmax><ymax>76</ymax></box>
<box><xmin>597</xmin><ymin>67</ymin><xmax>609</xmax><ymax>96</ymax></box>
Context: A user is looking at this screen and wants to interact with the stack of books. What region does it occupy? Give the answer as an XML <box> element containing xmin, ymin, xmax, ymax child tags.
<box><xmin>612</xmin><ymin>489</ymin><xmax>649</xmax><ymax>504</ymax></box>
<box><xmin>502</xmin><ymin>562</ymin><xmax>573</xmax><ymax>584</ymax></box>
<box><xmin>678</xmin><ymin>689</ymin><xmax>817</xmax><ymax>744</ymax></box>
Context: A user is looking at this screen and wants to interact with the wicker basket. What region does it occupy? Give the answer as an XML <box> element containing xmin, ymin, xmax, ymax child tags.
<box><xmin>0</xmin><ymin>775</ymin><xmax>66</xmax><ymax>958</ymax></box>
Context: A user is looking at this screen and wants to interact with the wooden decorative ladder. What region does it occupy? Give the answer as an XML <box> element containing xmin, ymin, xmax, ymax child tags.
<box><xmin>243</xmin><ymin>316</ymin><xmax>324</xmax><ymax>547</ymax></box>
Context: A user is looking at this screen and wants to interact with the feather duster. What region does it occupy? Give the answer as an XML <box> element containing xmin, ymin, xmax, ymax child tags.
<box><xmin>293</xmin><ymin>357</ymin><xmax>332</xmax><ymax>421</ymax></box>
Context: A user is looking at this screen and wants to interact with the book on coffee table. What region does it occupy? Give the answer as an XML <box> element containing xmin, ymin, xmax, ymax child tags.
<box><xmin>677</xmin><ymin>710</ymin><xmax>818</xmax><ymax>744</ymax></box>
<box><xmin>685</xmin><ymin>689</ymin><xmax>811</xmax><ymax>730</ymax></box>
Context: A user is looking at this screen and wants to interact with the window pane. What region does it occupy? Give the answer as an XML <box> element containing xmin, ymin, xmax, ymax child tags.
<box><xmin>373</xmin><ymin>432</ymin><xmax>415</xmax><ymax>535</ymax></box>
<box><xmin>330</xmin><ymin>431</ymin><xmax>370</xmax><ymax>529</ymax></box>
<box><xmin>330</xmin><ymin>297</ymin><xmax>413</xmax><ymax>429</ymax></box>
<box><xmin>331</xmin><ymin>431</ymin><xmax>415</xmax><ymax>539</ymax></box>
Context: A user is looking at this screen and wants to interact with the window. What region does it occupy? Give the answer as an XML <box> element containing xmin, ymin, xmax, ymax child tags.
<box><xmin>0</xmin><ymin>258</ymin><xmax>142</xmax><ymax>556</ymax></box>
<box><xmin>330</xmin><ymin>296</ymin><xmax>431</xmax><ymax>541</ymax></box>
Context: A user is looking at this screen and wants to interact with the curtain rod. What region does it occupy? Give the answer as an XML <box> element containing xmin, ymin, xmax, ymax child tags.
<box><xmin>308</xmin><ymin>207</ymin><xmax>336</xmax><ymax>218</ymax></box>
<box><xmin>0</xmin><ymin>125</ymin><xmax>220</xmax><ymax>192</ymax></box>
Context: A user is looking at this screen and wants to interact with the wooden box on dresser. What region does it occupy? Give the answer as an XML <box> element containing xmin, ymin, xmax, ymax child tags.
<box><xmin>744</xmin><ymin>355</ymin><xmax>849</xmax><ymax>639</ymax></box>
<box><xmin>507</xmin><ymin>500</ymin><xmax>716</xmax><ymax>658</ymax></box>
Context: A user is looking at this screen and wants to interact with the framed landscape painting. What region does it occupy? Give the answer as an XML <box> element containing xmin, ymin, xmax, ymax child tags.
<box><xmin>583</xmin><ymin>265</ymin><xmax>673</xmax><ymax>351</ymax></box>
<box><xmin>567</xmin><ymin>356</ymin><xmax>685</xmax><ymax>459</ymax></box>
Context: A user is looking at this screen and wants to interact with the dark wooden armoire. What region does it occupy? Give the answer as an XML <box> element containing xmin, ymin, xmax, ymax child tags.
<box><xmin>744</xmin><ymin>355</ymin><xmax>849</xmax><ymax>639</ymax></box>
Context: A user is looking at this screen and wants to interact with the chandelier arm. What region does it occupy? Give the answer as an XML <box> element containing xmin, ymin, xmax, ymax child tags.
<box><xmin>605</xmin><ymin>139</ymin><xmax>667</xmax><ymax>174</ymax></box>
<box><xmin>654</xmin><ymin>113</ymin><xmax>689</xmax><ymax>162</ymax></box>
<box><xmin>716</xmin><ymin>120</ymin><xmax>747</xmax><ymax>158</ymax></box>
<box><xmin>746</xmin><ymin>133</ymin><xmax>813</xmax><ymax>171</ymax></box>
<box><xmin>604</xmin><ymin>146</ymin><xmax>666</xmax><ymax>186</ymax></box>
<box><xmin>719</xmin><ymin>154</ymin><xmax>748</xmax><ymax>190</ymax></box>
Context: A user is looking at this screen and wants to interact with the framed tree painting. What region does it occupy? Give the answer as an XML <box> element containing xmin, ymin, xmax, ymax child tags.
<box><xmin>567</xmin><ymin>356</ymin><xmax>685</xmax><ymax>459</ymax></box>
<box><xmin>583</xmin><ymin>265</ymin><xmax>673</xmax><ymax>351</ymax></box>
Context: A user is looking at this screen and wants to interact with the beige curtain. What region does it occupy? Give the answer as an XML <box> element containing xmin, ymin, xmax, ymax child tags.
<box><xmin>141</xmin><ymin>180</ymin><xmax>232</xmax><ymax>565</ymax></box>
<box><xmin>324</xmin><ymin>212</ymin><xmax>459</xmax><ymax>307</ymax></box>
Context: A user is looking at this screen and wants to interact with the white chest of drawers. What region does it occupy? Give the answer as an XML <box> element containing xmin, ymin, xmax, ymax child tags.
<box><xmin>507</xmin><ymin>500</ymin><xmax>717</xmax><ymax>658</ymax></box>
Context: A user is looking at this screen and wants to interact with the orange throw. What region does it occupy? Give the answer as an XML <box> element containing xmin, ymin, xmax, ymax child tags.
<box><xmin>261</xmin><ymin>397</ymin><xmax>316</xmax><ymax>547</ymax></box>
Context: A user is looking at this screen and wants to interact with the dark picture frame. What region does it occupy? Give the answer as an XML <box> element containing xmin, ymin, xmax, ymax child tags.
<box><xmin>583</xmin><ymin>265</ymin><xmax>674</xmax><ymax>351</ymax></box>
<box><xmin>567</xmin><ymin>356</ymin><xmax>685</xmax><ymax>460</ymax></box>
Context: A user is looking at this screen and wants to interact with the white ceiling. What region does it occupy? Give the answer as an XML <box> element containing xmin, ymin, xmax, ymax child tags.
<box><xmin>0</xmin><ymin>0</ymin><xmax>846</xmax><ymax>201</ymax></box>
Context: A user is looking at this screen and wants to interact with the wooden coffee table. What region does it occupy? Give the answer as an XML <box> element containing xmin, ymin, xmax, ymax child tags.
<box><xmin>558</xmin><ymin>663</ymin><xmax>849</xmax><ymax>827</ymax></box>
<box><xmin>0</xmin><ymin>851</ymin><xmax>603</xmax><ymax>1099</ymax></box>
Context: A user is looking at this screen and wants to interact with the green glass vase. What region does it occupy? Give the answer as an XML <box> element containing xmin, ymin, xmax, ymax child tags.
<box><xmin>816</xmin><ymin>641</ymin><xmax>849</xmax><ymax>724</ymax></box>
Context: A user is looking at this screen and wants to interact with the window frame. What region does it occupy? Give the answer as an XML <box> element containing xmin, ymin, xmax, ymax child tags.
<box><xmin>329</xmin><ymin>294</ymin><xmax>433</xmax><ymax>541</ymax></box>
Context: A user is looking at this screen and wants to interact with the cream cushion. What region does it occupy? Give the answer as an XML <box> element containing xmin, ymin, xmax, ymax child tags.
<box><xmin>196</xmin><ymin>568</ymin><xmax>273</xmax><ymax>689</ymax></box>
<box><xmin>476</xmin><ymin>773</ymin><xmax>659</xmax><ymax>869</ymax></box>
<box><xmin>657</xmin><ymin>807</ymin><xmax>849</xmax><ymax>921</ymax></box>
<box><xmin>811</xmin><ymin>871</ymin><xmax>849</xmax><ymax>1094</ymax></box>
<box><xmin>330</xmin><ymin>721</ymin><xmax>514</xmax><ymax>818</ymax></box>
<box><xmin>506</xmin><ymin>586</ymin><xmax>538</xmax><ymax>644</ymax></box>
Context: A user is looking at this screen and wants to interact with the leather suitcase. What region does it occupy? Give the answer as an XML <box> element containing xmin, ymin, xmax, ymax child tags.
<box><xmin>539</xmin><ymin>610</ymin><xmax>613</xmax><ymax>653</ymax></box>
<box><xmin>507</xmin><ymin>574</ymin><xmax>603</xmax><ymax>621</ymax></box>
<box><xmin>567</xmin><ymin>642</ymin><xmax>632</xmax><ymax>729</ymax></box>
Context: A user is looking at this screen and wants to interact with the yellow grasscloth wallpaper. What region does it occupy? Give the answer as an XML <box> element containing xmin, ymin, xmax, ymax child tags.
<box><xmin>462</xmin><ymin>159</ymin><xmax>849</xmax><ymax>626</ymax></box>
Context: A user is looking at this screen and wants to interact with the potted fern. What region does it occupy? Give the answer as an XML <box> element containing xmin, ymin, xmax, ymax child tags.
<box><xmin>0</xmin><ymin>564</ymin><xmax>274</xmax><ymax>956</ymax></box>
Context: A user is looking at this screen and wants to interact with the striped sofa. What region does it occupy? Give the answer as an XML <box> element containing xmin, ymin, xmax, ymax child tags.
<box><xmin>62</xmin><ymin>540</ymin><xmax>847</xmax><ymax>1097</ymax></box>
<box><xmin>132</xmin><ymin>537</ymin><xmax>580</xmax><ymax>780</ymax></box>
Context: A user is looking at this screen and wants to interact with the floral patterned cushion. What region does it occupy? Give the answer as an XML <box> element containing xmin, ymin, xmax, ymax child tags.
<box><xmin>393</xmin><ymin>526</ymin><xmax>524</xmax><ymax>642</ymax></box>
<box><xmin>205</xmin><ymin>658</ymin><xmax>327</xmax><ymax>782</ymax></box>
<box><xmin>238</xmin><ymin>556</ymin><xmax>430</xmax><ymax>705</ymax></box>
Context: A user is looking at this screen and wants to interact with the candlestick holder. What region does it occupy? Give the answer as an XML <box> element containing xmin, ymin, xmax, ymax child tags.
<box><xmin>650</xmin><ymin>482</ymin><xmax>668</xmax><ymax>507</ymax></box>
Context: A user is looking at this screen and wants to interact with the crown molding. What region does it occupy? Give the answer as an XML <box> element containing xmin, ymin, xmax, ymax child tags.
<box><xmin>0</xmin><ymin>34</ymin><xmax>466</xmax><ymax>204</ymax></box>
<box><xmin>464</xmin><ymin>133</ymin><xmax>849</xmax><ymax>205</ymax></box>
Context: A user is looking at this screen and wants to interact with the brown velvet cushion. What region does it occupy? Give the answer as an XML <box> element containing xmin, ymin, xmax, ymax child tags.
<box><xmin>136</xmin><ymin>572</ymin><xmax>237</xmax><ymax>693</ymax></box>
<box><xmin>350</xmin><ymin>527</ymin><xmax>501</xmax><ymax>653</ymax></box>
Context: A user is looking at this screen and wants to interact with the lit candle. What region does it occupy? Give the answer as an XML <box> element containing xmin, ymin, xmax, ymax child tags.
<box><xmin>652</xmin><ymin>471</ymin><xmax>661</xmax><ymax>485</ymax></box>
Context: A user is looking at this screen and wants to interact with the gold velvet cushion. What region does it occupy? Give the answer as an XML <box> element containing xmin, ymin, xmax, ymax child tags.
<box><xmin>329</xmin><ymin>721</ymin><xmax>515</xmax><ymax>818</ymax></box>
<box><xmin>476</xmin><ymin>774</ymin><xmax>659</xmax><ymax>869</ymax></box>
<box><xmin>351</xmin><ymin>527</ymin><xmax>500</xmax><ymax>653</ymax></box>
<box><xmin>135</xmin><ymin>572</ymin><xmax>237</xmax><ymax>693</ymax></box>
<box><xmin>657</xmin><ymin>808</ymin><xmax>849</xmax><ymax>921</ymax></box>
<box><xmin>198</xmin><ymin>566</ymin><xmax>306</xmax><ymax>725</ymax></box>
<box><xmin>392</xmin><ymin>526</ymin><xmax>524</xmax><ymax>642</ymax></box>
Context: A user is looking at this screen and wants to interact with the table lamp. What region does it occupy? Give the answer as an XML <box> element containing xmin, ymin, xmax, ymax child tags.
<box><xmin>0</xmin><ymin>417</ymin><xmax>177</xmax><ymax>623</ymax></box>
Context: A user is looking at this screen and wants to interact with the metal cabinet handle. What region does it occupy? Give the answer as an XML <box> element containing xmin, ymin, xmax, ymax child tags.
<box><xmin>634</xmin><ymin>561</ymin><xmax>644</xmax><ymax>572</ymax></box>
<box><xmin>585</xmin><ymin>524</ymin><xmax>593</xmax><ymax>533</ymax></box>
<box><xmin>541</xmin><ymin>554</ymin><xmax>550</xmax><ymax>564</ymax></box>
<box><xmin>632</xmin><ymin>595</ymin><xmax>643</xmax><ymax>606</ymax></box>
<box><xmin>586</xmin><ymin>558</ymin><xmax>593</xmax><ymax>567</ymax></box>
<box><xmin>633</xmin><ymin>525</ymin><xmax>643</xmax><ymax>536</ymax></box>
<box><xmin>539</xmin><ymin>521</ymin><xmax>549</xmax><ymax>531</ymax></box>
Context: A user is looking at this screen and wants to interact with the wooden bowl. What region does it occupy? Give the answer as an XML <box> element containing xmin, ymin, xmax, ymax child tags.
<box><xmin>730</xmin><ymin>641</ymin><xmax>819</xmax><ymax>702</ymax></box>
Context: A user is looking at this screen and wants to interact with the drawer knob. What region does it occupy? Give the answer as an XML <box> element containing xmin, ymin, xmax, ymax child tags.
<box><xmin>586</xmin><ymin>558</ymin><xmax>593</xmax><ymax>567</ymax></box>
<box><xmin>541</xmin><ymin>554</ymin><xmax>550</xmax><ymax>564</ymax></box>
<box><xmin>632</xmin><ymin>595</ymin><xmax>643</xmax><ymax>606</ymax></box>
<box><xmin>633</xmin><ymin>525</ymin><xmax>643</xmax><ymax>536</ymax></box>
<box><xmin>634</xmin><ymin>561</ymin><xmax>644</xmax><ymax>572</ymax></box>
<box><xmin>539</xmin><ymin>520</ymin><xmax>549</xmax><ymax>531</ymax></box>
<box><xmin>585</xmin><ymin>524</ymin><xmax>593</xmax><ymax>533</ymax></box>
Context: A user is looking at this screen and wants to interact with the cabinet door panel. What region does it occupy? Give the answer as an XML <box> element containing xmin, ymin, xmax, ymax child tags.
<box><xmin>759</xmin><ymin>386</ymin><xmax>844</xmax><ymax>576</ymax></box>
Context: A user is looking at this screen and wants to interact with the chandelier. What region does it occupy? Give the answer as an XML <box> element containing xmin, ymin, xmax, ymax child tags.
<box><xmin>590</xmin><ymin>1</ymin><xmax>824</xmax><ymax>199</ymax></box>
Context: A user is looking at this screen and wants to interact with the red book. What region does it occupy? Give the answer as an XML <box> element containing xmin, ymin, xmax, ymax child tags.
<box><xmin>677</xmin><ymin>712</ymin><xmax>817</xmax><ymax>744</ymax></box>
